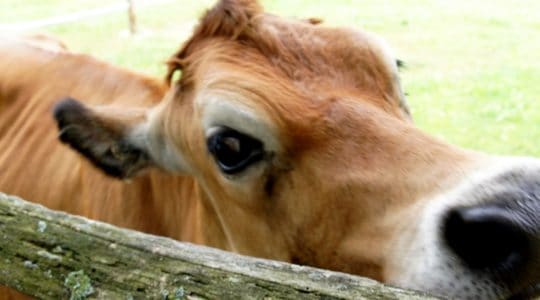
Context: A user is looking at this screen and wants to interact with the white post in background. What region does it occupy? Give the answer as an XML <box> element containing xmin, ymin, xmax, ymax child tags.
<box><xmin>127</xmin><ymin>0</ymin><xmax>137</xmax><ymax>35</ymax></box>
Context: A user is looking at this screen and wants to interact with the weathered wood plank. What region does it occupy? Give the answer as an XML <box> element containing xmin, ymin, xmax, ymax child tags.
<box><xmin>0</xmin><ymin>193</ymin><xmax>438</xmax><ymax>299</ymax></box>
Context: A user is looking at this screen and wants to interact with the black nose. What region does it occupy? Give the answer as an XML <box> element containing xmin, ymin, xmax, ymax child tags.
<box><xmin>443</xmin><ymin>205</ymin><xmax>530</xmax><ymax>270</ymax></box>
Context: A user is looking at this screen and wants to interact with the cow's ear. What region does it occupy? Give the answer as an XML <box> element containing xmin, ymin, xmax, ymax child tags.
<box><xmin>53</xmin><ymin>98</ymin><xmax>154</xmax><ymax>179</ymax></box>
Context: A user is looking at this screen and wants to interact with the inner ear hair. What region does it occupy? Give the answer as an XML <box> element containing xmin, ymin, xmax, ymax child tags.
<box><xmin>53</xmin><ymin>97</ymin><xmax>151</xmax><ymax>179</ymax></box>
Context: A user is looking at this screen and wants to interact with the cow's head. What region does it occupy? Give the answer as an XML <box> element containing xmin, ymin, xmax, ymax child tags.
<box><xmin>52</xmin><ymin>0</ymin><xmax>540</xmax><ymax>298</ymax></box>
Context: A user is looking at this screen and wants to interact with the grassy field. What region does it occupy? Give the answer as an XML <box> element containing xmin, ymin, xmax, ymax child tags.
<box><xmin>2</xmin><ymin>0</ymin><xmax>540</xmax><ymax>156</ymax></box>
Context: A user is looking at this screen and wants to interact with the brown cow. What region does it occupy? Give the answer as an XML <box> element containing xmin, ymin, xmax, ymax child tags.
<box><xmin>1</xmin><ymin>1</ymin><xmax>539</xmax><ymax>299</ymax></box>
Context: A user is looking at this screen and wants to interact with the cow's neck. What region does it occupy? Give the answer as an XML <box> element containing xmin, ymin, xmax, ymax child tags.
<box><xmin>123</xmin><ymin>171</ymin><xmax>229</xmax><ymax>249</ymax></box>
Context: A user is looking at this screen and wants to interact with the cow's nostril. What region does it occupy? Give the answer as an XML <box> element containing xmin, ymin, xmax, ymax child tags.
<box><xmin>443</xmin><ymin>205</ymin><xmax>530</xmax><ymax>270</ymax></box>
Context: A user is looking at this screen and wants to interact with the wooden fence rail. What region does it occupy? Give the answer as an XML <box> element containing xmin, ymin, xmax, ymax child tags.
<box><xmin>0</xmin><ymin>193</ymin><xmax>437</xmax><ymax>299</ymax></box>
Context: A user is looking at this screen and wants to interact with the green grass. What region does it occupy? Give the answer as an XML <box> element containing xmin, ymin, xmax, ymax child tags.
<box><xmin>0</xmin><ymin>0</ymin><xmax>113</xmax><ymax>23</ymax></box>
<box><xmin>2</xmin><ymin>0</ymin><xmax>540</xmax><ymax>156</ymax></box>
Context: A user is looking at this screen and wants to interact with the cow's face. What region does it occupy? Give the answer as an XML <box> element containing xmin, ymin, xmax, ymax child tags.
<box><xmin>53</xmin><ymin>0</ymin><xmax>540</xmax><ymax>298</ymax></box>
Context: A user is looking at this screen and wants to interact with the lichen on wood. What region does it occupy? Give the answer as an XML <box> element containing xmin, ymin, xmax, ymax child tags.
<box><xmin>64</xmin><ymin>270</ymin><xmax>95</xmax><ymax>300</ymax></box>
<box><xmin>0</xmin><ymin>193</ymin><xmax>439</xmax><ymax>299</ymax></box>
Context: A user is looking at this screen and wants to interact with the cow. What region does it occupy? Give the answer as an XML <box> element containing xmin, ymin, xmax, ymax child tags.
<box><xmin>15</xmin><ymin>33</ymin><xmax>69</xmax><ymax>52</ymax></box>
<box><xmin>1</xmin><ymin>0</ymin><xmax>539</xmax><ymax>299</ymax></box>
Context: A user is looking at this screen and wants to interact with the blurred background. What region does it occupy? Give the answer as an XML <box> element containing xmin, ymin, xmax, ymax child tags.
<box><xmin>2</xmin><ymin>0</ymin><xmax>539</xmax><ymax>156</ymax></box>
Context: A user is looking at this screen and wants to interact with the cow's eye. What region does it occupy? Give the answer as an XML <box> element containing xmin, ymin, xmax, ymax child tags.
<box><xmin>207</xmin><ymin>128</ymin><xmax>264</xmax><ymax>174</ymax></box>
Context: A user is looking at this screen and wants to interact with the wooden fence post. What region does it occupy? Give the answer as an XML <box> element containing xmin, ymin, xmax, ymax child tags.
<box><xmin>127</xmin><ymin>0</ymin><xmax>137</xmax><ymax>35</ymax></box>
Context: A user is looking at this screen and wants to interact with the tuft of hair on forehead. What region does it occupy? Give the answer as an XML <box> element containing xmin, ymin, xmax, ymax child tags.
<box><xmin>197</xmin><ymin>0</ymin><xmax>262</xmax><ymax>38</ymax></box>
<box><xmin>164</xmin><ymin>0</ymin><xmax>411</xmax><ymax>120</ymax></box>
<box><xmin>166</xmin><ymin>0</ymin><xmax>263</xmax><ymax>84</ymax></box>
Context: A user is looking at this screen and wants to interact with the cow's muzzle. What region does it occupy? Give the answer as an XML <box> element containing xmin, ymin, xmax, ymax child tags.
<box><xmin>442</xmin><ymin>177</ymin><xmax>540</xmax><ymax>298</ymax></box>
